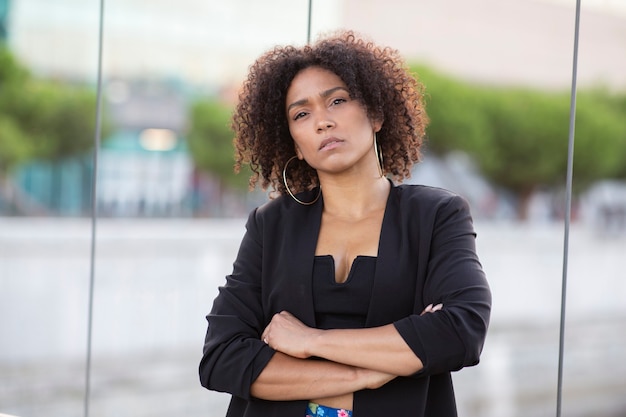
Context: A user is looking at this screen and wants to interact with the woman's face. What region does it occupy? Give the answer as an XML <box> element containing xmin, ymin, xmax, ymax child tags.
<box><xmin>285</xmin><ymin>66</ymin><xmax>381</xmax><ymax>177</ymax></box>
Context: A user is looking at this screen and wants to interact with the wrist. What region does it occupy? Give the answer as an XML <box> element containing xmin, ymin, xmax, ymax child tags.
<box><xmin>305</xmin><ymin>328</ymin><xmax>325</xmax><ymax>358</ymax></box>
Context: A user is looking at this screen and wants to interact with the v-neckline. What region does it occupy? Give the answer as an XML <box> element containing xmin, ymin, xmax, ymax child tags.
<box><xmin>312</xmin><ymin>179</ymin><xmax>394</xmax><ymax>283</ymax></box>
<box><xmin>314</xmin><ymin>254</ymin><xmax>377</xmax><ymax>284</ymax></box>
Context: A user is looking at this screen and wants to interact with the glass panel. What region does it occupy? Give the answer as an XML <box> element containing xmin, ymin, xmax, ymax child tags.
<box><xmin>2</xmin><ymin>1</ymin><xmax>625</xmax><ymax>417</ymax></box>
<box><xmin>1</xmin><ymin>0</ymin><xmax>101</xmax><ymax>415</ymax></box>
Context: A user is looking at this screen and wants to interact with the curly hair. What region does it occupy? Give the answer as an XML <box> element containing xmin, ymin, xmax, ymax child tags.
<box><xmin>232</xmin><ymin>30</ymin><xmax>428</xmax><ymax>194</ymax></box>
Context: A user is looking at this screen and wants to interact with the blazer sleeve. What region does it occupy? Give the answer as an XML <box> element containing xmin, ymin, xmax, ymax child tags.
<box><xmin>199</xmin><ymin>208</ymin><xmax>275</xmax><ymax>400</ymax></box>
<box><xmin>393</xmin><ymin>194</ymin><xmax>491</xmax><ymax>376</ymax></box>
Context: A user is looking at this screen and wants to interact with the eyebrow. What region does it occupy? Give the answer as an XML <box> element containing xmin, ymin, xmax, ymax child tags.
<box><xmin>286</xmin><ymin>86</ymin><xmax>349</xmax><ymax>113</ymax></box>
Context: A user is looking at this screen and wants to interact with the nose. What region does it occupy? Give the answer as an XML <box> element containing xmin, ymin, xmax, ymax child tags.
<box><xmin>316</xmin><ymin>116</ymin><xmax>335</xmax><ymax>132</ymax></box>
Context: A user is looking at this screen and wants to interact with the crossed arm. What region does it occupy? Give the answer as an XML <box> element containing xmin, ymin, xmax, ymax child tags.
<box><xmin>203</xmin><ymin>194</ymin><xmax>491</xmax><ymax>404</ymax></box>
<box><xmin>250</xmin><ymin>304</ymin><xmax>442</xmax><ymax>401</ymax></box>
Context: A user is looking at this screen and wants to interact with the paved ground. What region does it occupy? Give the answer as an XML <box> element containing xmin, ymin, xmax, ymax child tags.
<box><xmin>1</xmin><ymin>218</ymin><xmax>625</xmax><ymax>417</ymax></box>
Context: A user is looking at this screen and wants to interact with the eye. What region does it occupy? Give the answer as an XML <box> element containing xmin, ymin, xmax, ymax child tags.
<box><xmin>331</xmin><ymin>97</ymin><xmax>347</xmax><ymax>106</ymax></box>
<box><xmin>293</xmin><ymin>111</ymin><xmax>308</xmax><ymax>121</ymax></box>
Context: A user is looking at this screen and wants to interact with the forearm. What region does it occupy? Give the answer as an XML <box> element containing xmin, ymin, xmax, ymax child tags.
<box><xmin>250</xmin><ymin>352</ymin><xmax>389</xmax><ymax>401</ymax></box>
<box><xmin>308</xmin><ymin>324</ymin><xmax>423</xmax><ymax>376</ymax></box>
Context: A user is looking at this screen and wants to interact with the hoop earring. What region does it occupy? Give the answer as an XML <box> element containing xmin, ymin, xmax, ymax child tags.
<box><xmin>374</xmin><ymin>133</ymin><xmax>384</xmax><ymax>178</ymax></box>
<box><xmin>282</xmin><ymin>156</ymin><xmax>321</xmax><ymax>206</ymax></box>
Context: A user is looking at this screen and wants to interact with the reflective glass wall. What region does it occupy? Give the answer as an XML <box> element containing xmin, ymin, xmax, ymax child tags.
<box><xmin>1</xmin><ymin>1</ymin><xmax>626</xmax><ymax>416</ymax></box>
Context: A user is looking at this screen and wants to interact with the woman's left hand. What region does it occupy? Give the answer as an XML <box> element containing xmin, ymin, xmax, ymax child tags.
<box><xmin>261</xmin><ymin>311</ymin><xmax>322</xmax><ymax>358</ymax></box>
<box><xmin>420</xmin><ymin>303</ymin><xmax>443</xmax><ymax>316</ymax></box>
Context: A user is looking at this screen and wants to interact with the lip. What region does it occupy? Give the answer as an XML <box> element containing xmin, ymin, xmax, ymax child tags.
<box><xmin>319</xmin><ymin>137</ymin><xmax>344</xmax><ymax>151</ymax></box>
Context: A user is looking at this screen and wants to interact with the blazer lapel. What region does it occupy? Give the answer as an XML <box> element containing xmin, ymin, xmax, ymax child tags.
<box><xmin>281</xmin><ymin>191</ymin><xmax>323</xmax><ymax>327</ymax></box>
<box><xmin>366</xmin><ymin>185</ymin><xmax>416</xmax><ymax>326</ymax></box>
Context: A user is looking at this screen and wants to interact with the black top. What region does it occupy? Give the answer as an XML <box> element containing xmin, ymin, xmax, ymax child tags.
<box><xmin>199</xmin><ymin>183</ymin><xmax>492</xmax><ymax>417</ymax></box>
<box><xmin>312</xmin><ymin>255</ymin><xmax>376</xmax><ymax>330</ymax></box>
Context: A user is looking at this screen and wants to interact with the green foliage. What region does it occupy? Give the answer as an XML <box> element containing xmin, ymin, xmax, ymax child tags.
<box><xmin>0</xmin><ymin>45</ymin><xmax>102</xmax><ymax>175</ymax></box>
<box><xmin>0</xmin><ymin>46</ymin><xmax>28</xmax><ymax>174</ymax></box>
<box><xmin>0</xmin><ymin>115</ymin><xmax>31</xmax><ymax>170</ymax></box>
<box><xmin>413</xmin><ymin>64</ymin><xmax>626</xmax><ymax>201</ymax></box>
<box><xmin>186</xmin><ymin>99</ymin><xmax>250</xmax><ymax>190</ymax></box>
<box><xmin>185</xmin><ymin>65</ymin><xmax>626</xmax><ymax>203</ymax></box>
<box><xmin>0</xmin><ymin>44</ymin><xmax>28</xmax><ymax>85</ymax></box>
<box><xmin>478</xmin><ymin>88</ymin><xmax>571</xmax><ymax>194</ymax></box>
<box><xmin>575</xmin><ymin>90</ymin><xmax>626</xmax><ymax>180</ymax></box>
<box><xmin>573</xmin><ymin>92</ymin><xmax>626</xmax><ymax>185</ymax></box>
<box><xmin>417</xmin><ymin>67</ymin><xmax>492</xmax><ymax>156</ymax></box>
<box><xmin>10</xmin><ymin>81</ymin><xmax>100</xmax><ymax>160</ymax></box>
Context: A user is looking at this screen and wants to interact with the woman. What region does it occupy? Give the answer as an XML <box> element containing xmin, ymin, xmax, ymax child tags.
<box><xmin>199</xmin><ymin>30</ymin><xmax>491</xmax><ymax>417</ymax></box>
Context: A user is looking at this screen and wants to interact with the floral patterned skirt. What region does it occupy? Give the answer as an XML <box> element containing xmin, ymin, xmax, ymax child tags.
<box><xmin>306</xmin><ymin>402</ymin><xmax>352</xmax><ymax>417</ymax></box>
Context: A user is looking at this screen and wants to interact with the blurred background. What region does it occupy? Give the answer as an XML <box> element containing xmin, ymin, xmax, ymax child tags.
<box><xmin>1</xmin><ymin>0</ymin><xmax>625</xmax><ymax>416</ymax></box>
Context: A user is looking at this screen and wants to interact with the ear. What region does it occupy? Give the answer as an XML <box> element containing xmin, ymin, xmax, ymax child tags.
<box><xmin>372</xmin><ymin>117</ymin><xmax>383</xmax><ymax>133</ymax></box>
<box><xmin>294</xmin><ymin>144</ymin><xmax>304</xmax><ymax>160</ymax></box>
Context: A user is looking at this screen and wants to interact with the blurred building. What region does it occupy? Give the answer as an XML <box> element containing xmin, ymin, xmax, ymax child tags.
<box><xmin>98</xmin><ymin>80</ymin><xmax>192</xmax><ymax>217</ymax></box>
<box><xmin>0</xmin><ymin>0</ymin><xmax>8</xmax><ymax>41</ymax></box>
<box><xmin>340</xmin><ymin>0</ymin><xmax>626</xmax><ymax>90</ymax></box>
<box><xmin>4</xmin><ymin>0</ymin><xmax>626</xmax><ymax>216</ymax></box>
<box><xmin>6</xmin><ymin>0</ymin><xmax>625</xmax><ymax>90</ymax></box>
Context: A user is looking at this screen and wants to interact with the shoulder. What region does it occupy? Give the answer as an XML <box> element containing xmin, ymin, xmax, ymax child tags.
<box><xmin>389</xmin><ymin>183</ymin><xmax>473</xmax><ymax>231</ymax></box>
<box><xmin>393</xmin><ymin>183</ymin><xmax>469</xmax><ymax>211</ymax></box>
<box><xmin>247</xmin><ymin>188</ymin><xmax>322</xmax><ymax>231</ymax></box>
<box><xmin>254</xmin><ymin>189</ymin><xmax>318</xmax><ymax>218</ymax></box>
<box><xmin>390</xmin><ymin>184</ymin><xmax>477</xmax><ymax>240</ymax></box>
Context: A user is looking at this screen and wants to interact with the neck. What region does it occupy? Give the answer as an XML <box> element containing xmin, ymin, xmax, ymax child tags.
<box><xmin>319</xmin><ymin>173</ymin><xmax>390</xmax><ymax>220</ymax></box>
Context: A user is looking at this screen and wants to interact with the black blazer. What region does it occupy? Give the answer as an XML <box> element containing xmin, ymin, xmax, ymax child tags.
<box><xmin>200</xmin><ymin>183</ymin><xmax>491</xmax><ymax>417</ymax></box>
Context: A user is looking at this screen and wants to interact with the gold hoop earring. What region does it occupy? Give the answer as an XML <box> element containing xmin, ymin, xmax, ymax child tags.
<box><xmin>282</xmin><ymin>156</ymin><xmax>321</xmax><ymax>206</ymax></box>
<box><xmin>374</xmin><ymin>133</ymin><xmax>384</xmax><ymax>178</ymax></box>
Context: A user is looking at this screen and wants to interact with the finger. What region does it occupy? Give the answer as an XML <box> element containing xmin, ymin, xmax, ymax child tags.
<box><xmin>420</xmin><ymin>304</ymin><xmax>433</xmax><ymax>316</ymax></box>
<box><xmin>433</xmin><ymin>303</ymin><xmax>443</xmax><ymax>312</ymax></box>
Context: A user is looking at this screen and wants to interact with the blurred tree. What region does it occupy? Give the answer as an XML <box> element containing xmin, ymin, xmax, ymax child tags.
<box><xmin>11</xmin><ymin>81</ymin><xmax>101</xmax><ymax>161</ymax></box>
<box><xmin>573</xmin><ymin>92</ymin><xmax>626</xmax><ymax>185</ymax></box>
<box><xmin>187</xmin><ymin>99</ymin><xmax>250</xmax><ymax>191</ymax></box>
<box><xmin>576</xmin><ymin>89</ymin><xmax>626</xmax><ymax>180</ymax></box>
<box><xmin>1</xmin><ymin>45</ymin><xmax>101</xmax><ymax>169</ymax></box>
<box><xmin>0</xmin><ymin>45</ymin><xmax>103</xmax><ymax>214</ymax></box>
<box><xmin>185</xmin><ymin>67</ymin><xmax>626</xmax><ymax>218</ymax></box>
<box><xmin>415</xmin><ymin>65</ymin><xmax>626</xmax><ymax>218</ymax></box>
<box><xmin>476</xmin><ymin>88</ymin><xmax>571</xmax><ymax>217</ymax></box>
<box><xmin>0</xmin><ymin>43</ymin><xmax>30</xmax><ymax>174</ymax></box>
<box><xmin>417</xmin><ymin>67</ymin><xmax>492</xmax><ymax>156</ymax></box>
